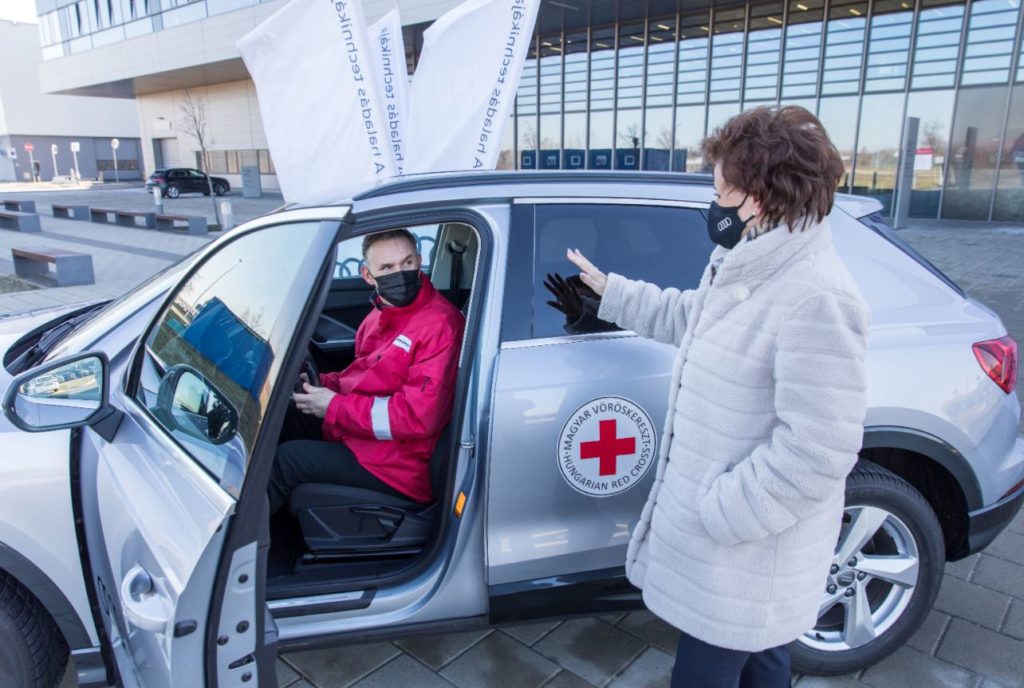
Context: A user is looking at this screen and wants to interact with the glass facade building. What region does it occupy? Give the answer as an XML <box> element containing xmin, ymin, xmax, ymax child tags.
<box><xmin>509</xmin><ymin>0</ymin><xmax>1024</xmax><ymax>222</ymax></box>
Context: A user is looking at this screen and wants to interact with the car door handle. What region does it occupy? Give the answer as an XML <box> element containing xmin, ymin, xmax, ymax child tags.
<box><xmin>120</xmin><ymin>564</ymin><xmax>172</xmax><ymax>633</ymax></box>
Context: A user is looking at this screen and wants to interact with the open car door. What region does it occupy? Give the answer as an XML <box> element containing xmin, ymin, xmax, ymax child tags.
<box><xmin>74</xmin><ymin>209</ymin><xmax>346</xmax><ymax>687</ymax></box>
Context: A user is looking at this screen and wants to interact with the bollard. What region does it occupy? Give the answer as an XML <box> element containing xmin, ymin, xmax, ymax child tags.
<box><xmin>153</xmin><ymin>186</ymin><xmax>163</xmax><ymax>213</ymax></box>
<box><xmin>220</xmin><ymin>201</ymin><xmax>234</xmax><ymax>231</ymax></box>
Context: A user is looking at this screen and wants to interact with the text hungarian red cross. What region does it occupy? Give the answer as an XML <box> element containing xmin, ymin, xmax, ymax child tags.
<box><xmin>580</xmin><ymin>419</ymin><xmax>636</xmax><ymax>476</ymax></box>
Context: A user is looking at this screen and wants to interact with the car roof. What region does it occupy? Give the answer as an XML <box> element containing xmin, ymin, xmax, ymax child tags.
<box><xmin>282</xmin><ymin>170</ymin><xmax>881</xmax><ymax>219</ymax></box>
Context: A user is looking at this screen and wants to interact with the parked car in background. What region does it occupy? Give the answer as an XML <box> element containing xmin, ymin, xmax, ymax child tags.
<box><xmin>145</xmin><ymin>168</ymin><xmax>230</xmax><ymax>199</ymax></box>
<box><xmin>0</xmin><ymin>171</ymin><xmax>1021</xmax><ymax>688</ymax></box>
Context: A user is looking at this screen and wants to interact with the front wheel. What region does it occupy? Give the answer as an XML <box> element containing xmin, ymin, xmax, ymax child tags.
<box><xmin>0</xmin><ymin>571</ymin><xmax>69</xmax><ymax>688</ymax></box>
<box><xmin>214</xmin><ymin>183</ymin><xmax>228</xmax><ymax>196</ymax></box>
<box><xmin>789</xmin><ymin>461</ymin><xmax>945</xmax><ymax>675</ymax></box>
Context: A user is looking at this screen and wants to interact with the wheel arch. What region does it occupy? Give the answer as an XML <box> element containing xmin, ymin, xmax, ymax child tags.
<box><xmin>0</xmin><ymin>540</ymin><xmax>93</xmax><ymax>651</ymax></box>
<box><xmin>861</xmin><ymin>427</ymin><xmax>978</xmax><ymax>560</ymax></box>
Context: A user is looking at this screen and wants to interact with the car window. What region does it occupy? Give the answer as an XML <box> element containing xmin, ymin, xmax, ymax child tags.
<box><xmin>333</xmin><ymin>223</ymin><xmax>440</xmax><ymax>278</ymax></box>
<box><xmin>532</xmin><ymin>204</ymin><xmax>713</xmax><ymax>339</ymax></box>
<box><xmin>135</xmin><ymin>221</ymin><xmax>327</xmax><ymax>496</ymax></box>
<box><xmin>189</xmin><ymin>169</ymin><xmax>206</xmax><ymax>178</ymax></box>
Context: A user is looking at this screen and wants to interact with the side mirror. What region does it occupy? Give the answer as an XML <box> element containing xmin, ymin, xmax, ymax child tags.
<box><xmin>154</xmin><ymin>364</ymin><xmax>239</xmax><ymax>446</ymax></box>
<box><xmin>3</xmin><ymin>353</ymin><xmax>109</xmax><ymax>432</ymax></box>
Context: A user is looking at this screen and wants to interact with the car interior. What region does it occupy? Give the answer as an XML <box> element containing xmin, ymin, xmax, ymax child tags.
<box><xmin>266</xmin><ymin>221</ymin><xmax>480</xmax><ymax>596</ymax></box>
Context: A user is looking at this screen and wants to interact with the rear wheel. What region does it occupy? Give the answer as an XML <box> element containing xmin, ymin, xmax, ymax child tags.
<box><xmin>165</xmin><ymin>184</ymin><xmax>181</xmax><ymax>199</ymax></box>
<box><xmin>790</xmin><ymin>461</ymin><xmax>945</xmax><ymax>675</ymax></box>
<box><xmin>0</xmin><ymin>571</ymin><xmax>69</xmax><ymax>688</ymax></box>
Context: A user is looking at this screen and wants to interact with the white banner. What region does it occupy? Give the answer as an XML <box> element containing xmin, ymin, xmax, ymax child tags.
<box><xmin>369</xmin><ymin>9</ymin><xmax>410</xmax><ymax>176</ymax></box>
<box><xmin>237</xmin><ymin>0</ymin><xmax>395</xmax><ymax>204</ymax></box>
<box><xmin>404</xmin><ymin>0</ymin><xmax>540</xmax><ymax>174</ymax></box>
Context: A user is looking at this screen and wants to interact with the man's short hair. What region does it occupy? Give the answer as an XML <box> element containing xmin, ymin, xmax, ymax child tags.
<box><xmin>702</xmin><ymin>106</ymin><xmax>845</xmax><ymax>232</ymax></box>
<box><xmin>361</xmin><ymin>229</ymin><xmax>418</xmax><ymax>260</ymax></box>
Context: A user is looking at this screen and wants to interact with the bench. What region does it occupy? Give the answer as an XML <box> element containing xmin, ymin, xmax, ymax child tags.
<box><xmin>155</xmin><ymin>213</ymin><xmax>207</xmax><ymax>236</ymax></box>
<box><xmin>52</xmin><ymin>203</ymin><xmax>91</xmax><ymax>221</ymax></box>
<box><xmin>2</xmin><ymin>199</ymin><xmax>37</xmax><ymax>213</ymax></box>
<box><xmin>90</xmin><ymin>207</ymin><xmax>156</xmax><ymax>229</ymax></box>
<box><xmin>0</xmin><ymin>209</ymin><xmax>42</xmax><ymax>233</ymax></box>
<box><xmin>12</xmin><ymin>247</ymin><xmax>94</xmax><ymax>287</ymax></box>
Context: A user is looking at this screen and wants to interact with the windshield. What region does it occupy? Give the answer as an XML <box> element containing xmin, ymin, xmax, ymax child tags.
<box><xmin>45</xmin><ymin>247</ymin><xmax>204</xmax><ymax>362</ymax></box>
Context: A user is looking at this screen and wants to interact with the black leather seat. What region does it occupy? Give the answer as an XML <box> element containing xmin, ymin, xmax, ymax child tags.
<box><xmin>288</xmin><ymin>426</ymin><xmax>450</xmax><ymax>555</ymax></box>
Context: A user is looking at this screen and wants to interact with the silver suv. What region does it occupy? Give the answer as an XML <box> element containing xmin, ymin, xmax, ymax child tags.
<box><xmin>1</xmin><ymin>171</ymin><xmax>1021</xmax><ymax>688</ymax></box>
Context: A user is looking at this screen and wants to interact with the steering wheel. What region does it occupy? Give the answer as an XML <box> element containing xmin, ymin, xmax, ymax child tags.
<box><xmin>300</xmin><ymin>351</ymin><xmax>320</xmax><ymax>388</ymax></box>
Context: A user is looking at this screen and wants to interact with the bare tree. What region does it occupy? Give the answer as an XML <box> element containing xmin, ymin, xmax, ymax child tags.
<box><xmin>618</xmin><ymin>123</ymin><xmax>642</xmax><ymax>150</ymax></box>
<box><xmin>178</xmin><ymin>89</ymin><xmax>222</xmax><ymax>227</ymax></box>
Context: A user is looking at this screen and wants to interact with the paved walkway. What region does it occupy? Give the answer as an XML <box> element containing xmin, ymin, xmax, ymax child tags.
<box><xmin>0</xmin><ymin>185</ymin><xmax>283</xmax><ymax>315</ymax></box>
<box><xmin>15</xmin><ymin>198</ymin><xmax>1018</xmax><ymax>687</ymax></box>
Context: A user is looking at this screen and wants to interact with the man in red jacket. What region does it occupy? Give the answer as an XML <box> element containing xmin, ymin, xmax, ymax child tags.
<box><xmin>269</xmin><ymin>229</ymin><xmax>465</xmax><ymax>514</ymax></box>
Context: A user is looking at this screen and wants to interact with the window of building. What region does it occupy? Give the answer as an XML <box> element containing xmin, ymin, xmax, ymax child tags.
<box><xmin>822</xmin><ymin>0</ymin><xmax>868</xmax><ymax>95</ymax></box>
<box><xmin>942</xmin><ymin>84</ymin><xmax>1010</xmax><ymax>219</ymax></box>
<box><xmin>562</xmin><ymin>30</ymin><xmax>588</xmax><ymax>160</ymax></box>
<box><xmin>864</xmin><ymin>0</ymin><xmax>913</xmax><ymax>92</ymax></box>
<box><xmin>993</xmin><ymin>84</ymin><xmax>1024</xmax><ymax>222</ymax></box>
<box><xmin>644</xmin><ymin>19</ymin><xmax>677</xmax><ymax>171</ymax></box>
<box><xmin>589</xmin><ymin>26</ymin><xmax>617</xmax><ymax>167</ymax></box>
<box><xmin>676</xmin><ymin>10</ymin><xmax>711</xmax><ymax>106</ymax></box>
<box><xmin>818</xmin><ymin>94</ymin><xmax>861</xmax><ymax>191</ymax></box>
<box><xmin>911</xmin><ymin>2</ymin><xmax>965</xmax><ymax>89</ymax></box>
<box><xmin>960</xmin><ymin>0</ymin><xmax>1020</xmax><ymax>86</ymax></box>
<box><xmin>616</xmin><ymin>22</ymin><xmax>645</xmax><ymax>169</ymax></box>
<box><xmin>905</xmin><ymin>88</ymin><xmax>956</xmax><ymax>218</ymax></box>
<box><xmin>744</xmin><ymin>2</ymin><xmax>784</xmax><ymax>103</ymax></box>
<box><xmin>783</xmin><ymin>0</ymin><xmax>825</xmax><ymax>99</ymax></box>
<box><xmin>539</xmin><ymin>38</ymin><xmax>563</xmax><ymax>169</ymax></box>
<box><xmin>516</xmin><ymin>50</ymin><xmax>539</xmax><ymax>169</ymax></box>
<box><xmin>709</xmin><ymin>6</ymin><xmax>746</xmax><ymax>103</ymax></box>
<box><xmin>531</xmin><ymin>204</ymin><xmax>713</xmax><ymax>339</ymax></box>
<box><xmin>258</xmin><ymin>149</ymin><xmax>275</xmax><ymax>175</ymax></box>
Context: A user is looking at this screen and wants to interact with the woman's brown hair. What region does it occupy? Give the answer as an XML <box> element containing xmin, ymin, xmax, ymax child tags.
<box><xmin>702</xmin><ymin>106</ymin><xmax>845</xmax><ymax>231</ymax></box>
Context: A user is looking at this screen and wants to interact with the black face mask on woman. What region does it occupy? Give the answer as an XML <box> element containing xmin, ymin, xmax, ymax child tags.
<box><xmin>707</xmin><ymin>195</ymin><xmax>757</xmax><ymax>250</ymax></box>
<box><xmin>373</xmin><ymin>269</ymin><xmax>421</xmax><ymax>308</ymax></box>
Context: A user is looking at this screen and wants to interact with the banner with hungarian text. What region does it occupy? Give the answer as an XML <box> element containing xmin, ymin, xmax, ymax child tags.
<box><xmin>237</xmin><ymin>0</ymin><xmax>396</xmax><ymax>204</ymax></box>
<box><xmin>404</xmin><ymin>0</ymin><xmax>541</xmax><ymax>174</ymax></box>
<box><xmin>368</xmin><ymin>9</ymin><xmax>410</xmax><ymax>176</ymax></box>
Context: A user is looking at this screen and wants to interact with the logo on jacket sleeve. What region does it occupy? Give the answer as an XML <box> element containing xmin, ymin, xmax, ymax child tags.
<box><xmin>557</xmin><ymin>397</ymin><xmax>657</xmax><ymax>497</ymax></box>
<box><xmin>392</xmin><ymin>334</ymin><xmax>412</xmax><ymax>352</ymax></box>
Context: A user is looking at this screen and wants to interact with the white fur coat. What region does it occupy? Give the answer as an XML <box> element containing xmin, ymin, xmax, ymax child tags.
<box><xmin>598</xmin><ymin>218</ymin><xmax>870</xmax><ymax>652</ymax></box>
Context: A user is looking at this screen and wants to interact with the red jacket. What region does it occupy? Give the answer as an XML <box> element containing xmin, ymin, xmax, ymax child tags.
<box><xmin>320</xmin><ymin>274</ymin><xmax>464</xmax><ymax>503</ymax></box>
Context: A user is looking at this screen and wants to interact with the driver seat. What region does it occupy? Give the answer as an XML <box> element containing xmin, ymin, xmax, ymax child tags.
<box><xmin>287</xmin><ymin>426</ymin><xmax>451</xmax><ymax>556</ymax></box>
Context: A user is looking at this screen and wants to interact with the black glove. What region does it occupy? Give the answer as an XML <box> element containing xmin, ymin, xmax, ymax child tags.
<box><xmin>544</xmin><ymin>272</ymin><xmax>619</xmax><ymax>335</ymax></box>
<box><xmin>544</xmin><ymin>272</ymin><xmax>584</xmax><ymax>321</ymax></box>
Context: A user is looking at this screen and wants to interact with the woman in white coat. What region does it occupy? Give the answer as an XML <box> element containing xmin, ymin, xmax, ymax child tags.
<box><xmin>568</xmin><ymin>106</ymin><xmax>871</xmax><ymax>687</ymax></box>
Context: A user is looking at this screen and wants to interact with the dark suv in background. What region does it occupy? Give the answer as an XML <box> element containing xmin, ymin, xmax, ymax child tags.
<box><xmin>145</xmin><ymin>168</ymin><xmax>230</xmax><ymax>198</ymax></box>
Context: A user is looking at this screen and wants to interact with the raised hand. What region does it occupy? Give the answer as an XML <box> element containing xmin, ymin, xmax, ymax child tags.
<box><xmin>566</xmin><ymin>248</ymin><xmax>608</xmax><ymax>296</ymax></box>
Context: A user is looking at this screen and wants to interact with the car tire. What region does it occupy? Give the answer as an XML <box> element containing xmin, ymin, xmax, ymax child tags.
<box><xmin>789</xmin><ymin>460</ymin><xmax>944</xmax><ymax>675</ymax></box>
<box><xmin>165</xmin><ymin>184</ymin><xmax>181</xmax><ymax>199</ymax></box>
<box><xmin>214</xmin><ymin>183</ymin><xmax>227</xmax><ymax>196</ymax></box>
<box><xmin>0</xmin><ymin>571</ymin><xmax>69</xmax><ymax>688</ymax></box>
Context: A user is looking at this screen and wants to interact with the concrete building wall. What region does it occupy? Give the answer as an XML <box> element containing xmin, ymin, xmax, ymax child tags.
<box><xmin>137</xmin><ymin>79</ymin><xmax>272</xmax><ymax>188</ymax></box>
<box><xmin>0</xmin><ymin>20</ymin><xmax>139</xmax><ymax>138</ymax></box>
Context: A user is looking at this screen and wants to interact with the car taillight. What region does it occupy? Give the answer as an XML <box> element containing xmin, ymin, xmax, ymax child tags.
<box><xmin>973</xmin><ymin>335</ymin><xmax>1017</xmax><ymax>394</ymax></box>
<box><xmin>152</xmin><ymin>177</ymin><xmax>164</xmax><ymax>183</ymax></box>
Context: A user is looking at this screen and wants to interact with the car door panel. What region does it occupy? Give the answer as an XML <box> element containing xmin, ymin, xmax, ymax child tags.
<box><xmin>486</xmin><ymin>202</ymin><xmax>712</xmax><ymax>593</ymax></box>
<box><xmin>487</xmin><ymin>335</ymin><xmax>674</xmax><ymax>586</ymax></box>
<box><xmin>78</xmin><ymin>215</ymin><xmax>344</xmax><ymax>688</ymax></box>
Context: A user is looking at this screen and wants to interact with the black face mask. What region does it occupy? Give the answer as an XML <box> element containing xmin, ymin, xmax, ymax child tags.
<box><xmin>707</xmin><ymin>196</ymin><xmax>756</xmax><ymax>250</ymax></box>
<box><xmin>373</xmin><ymin>269</ymin><xmax>421</xmax><ymax>308</ymax></box>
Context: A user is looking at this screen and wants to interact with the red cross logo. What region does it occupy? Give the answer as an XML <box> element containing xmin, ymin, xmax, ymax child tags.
<box><xmin>580</xmin><ymin>420</ymin><xmax>636</xmax><ymax>476</ymax></box>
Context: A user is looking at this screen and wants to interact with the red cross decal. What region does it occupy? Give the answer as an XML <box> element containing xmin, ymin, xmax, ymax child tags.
<box><xmin>580</xmin><ymin>420</ymin><xmax>636</xmax><ymax>476</ymax></box>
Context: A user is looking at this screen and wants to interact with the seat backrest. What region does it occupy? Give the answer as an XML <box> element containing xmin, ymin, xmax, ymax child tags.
<box><xmin>430</xmin><ymin>223</ymin><xmax>478</xmax><ymax>310</ymax></box>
